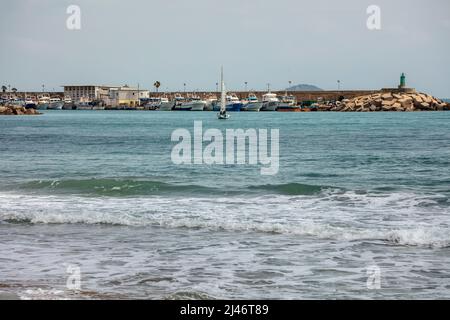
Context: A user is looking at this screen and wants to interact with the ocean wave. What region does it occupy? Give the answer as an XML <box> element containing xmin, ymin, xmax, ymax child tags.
<box><xmin>1</xmin><ymin>191</ymin><xmax>449</xmax><ymax>248</ymax></box>
<box><xmin>248</xmin><ymin>182</ymin><xmax>331</xmax><ymax>195</ymax></box>
<box><xmin>3</xmin><ymin>210</ymin><xmax>448</xmax><ymax>248</ymax></box>
<box><xmin>14</xmin><ymin>179</ymin><xmax>333</xmax><ymax>196</ymax></box>
<box><xmin>17</xmin><ymin>179</ymin><xmax>219</xmax><ymax>196</ymax></box>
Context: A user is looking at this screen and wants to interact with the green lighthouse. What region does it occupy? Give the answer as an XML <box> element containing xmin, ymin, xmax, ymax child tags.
<box><xmin>399</xmin><ymin>73</ymin><xmax>406</xmax><ymax>88</ymax></box>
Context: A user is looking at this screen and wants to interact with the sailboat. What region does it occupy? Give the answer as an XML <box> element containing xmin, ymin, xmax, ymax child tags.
<box><xmin>217</xmin><ymin>67</ymin><xmax>230</xmax><ymax>120</ymax></box>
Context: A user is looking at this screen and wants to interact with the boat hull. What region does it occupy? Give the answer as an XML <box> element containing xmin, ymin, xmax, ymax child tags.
<box><xmin>47</xmin><ymin>102</ymin><xmax>64</xmax><ymax>110</ymax></box>
<box><xmin>213</xmin><ymin>102</ymin><xmax>243</xmax><ymax>112</ymax></box>
<box><xmin>244</xmin><ymin>102</ymin><xmax>263</xmax><ymax>112</ymax></box>
<box><xmin>37</xmin><ymin>103</ymin><xmax>49</xmax><ymax>110</ymax></box>
<box><xmin>76</xmin><ymin>104</ymin><xmax>93</xmax><ymax>110</ymax></box>
<box><xmin>62</xmin><ymin>103</ymin><xmax>75</xmax><ymax>110</ymax></box>
<box><xmin>159</xmin><ymin>102</ymin><xmax>174</xmax><ymax>111</ymax></box>
<box><xmin>189</xmin><ymin>102</ymin><xmax>206</xmax><ymax>111</ymax></box>
<box><xmin>260</xmin><ymin>101</ymin><xmax>278</xmax><ymax>111</ymax></box>
<box><xmin>173</xmin><ymin>104</ymin><xmax>192</xmax><ymax>111</ymax></box>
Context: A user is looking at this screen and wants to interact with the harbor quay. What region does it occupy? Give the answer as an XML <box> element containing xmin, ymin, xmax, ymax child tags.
<box><xmin>1</xmin><ymin>86</ymin><xmax>382</xmax><ymax>111</ymax></box>
<box><xmin>1</xmin><ymin>75</ymin><xmax>449</xmax><ymax>112</ymax></box>
<box><xmin>2</xmin><ymin>89</ymin><xmax>378</xmax><ymax>103</ymax></box>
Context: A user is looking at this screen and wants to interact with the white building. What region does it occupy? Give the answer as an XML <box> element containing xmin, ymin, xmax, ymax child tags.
<box><xmin>63</xmin><ymin>85</ymin><xmax>150</xmax><ymax>107</ymax></box>
<box><xmin>105</xmin><ymin>85</ymin><xmax>150</xmax><ymax>107</ymax></box>
<box><xmin>63</xmin><ymin>85</ymin><xmax>118</xmax><ymax>102</ymax></box>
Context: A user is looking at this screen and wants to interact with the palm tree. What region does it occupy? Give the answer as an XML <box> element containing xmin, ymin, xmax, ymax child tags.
<box><xmin>12</xmin><ymin>88</ymin><xmax>18</xmax><ymax>94</ymax></box>
<box><xmin>154</xmin><ymin>81</ymin><xmax>161</xmax><ymax>93</ymax></box>
<box><xmin>1</xmin><ymin>85</ymin><xmax>6</xmax><ymax>93</ymax></box>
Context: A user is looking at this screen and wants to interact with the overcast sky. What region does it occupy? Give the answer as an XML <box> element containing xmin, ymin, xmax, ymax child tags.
<box><xmin>1</xmin><ymin>0</ymin><xmax>449</xmax><ymax>97</ymax></box>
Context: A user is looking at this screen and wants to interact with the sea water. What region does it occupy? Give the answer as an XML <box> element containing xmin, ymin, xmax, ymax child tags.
<box><xmin>0</xmin><ymin>110</ymin><xmax>449</xmax><ymax>299</ymax></box>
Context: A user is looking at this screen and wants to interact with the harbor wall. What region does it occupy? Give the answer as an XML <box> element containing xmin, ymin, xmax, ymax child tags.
<box><xmin>5</xmin><ymin>90</ymin><xmax>381</xmax><ymax>103</ymax></box>
<box><xmin>149</xmin><ymin>90</ymin><xmax>381</xmax><ymax>102</ymax></box>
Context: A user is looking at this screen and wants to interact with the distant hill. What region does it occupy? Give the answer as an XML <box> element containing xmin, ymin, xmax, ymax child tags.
<box><xmin>286</xmin><ymin>84</ymin><xmax>323</xmax><ymax>91</ymax></box>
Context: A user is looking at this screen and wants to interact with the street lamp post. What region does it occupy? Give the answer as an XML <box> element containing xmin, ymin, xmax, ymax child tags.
<box><xmin>337</xmin><ymin>80</ymin><xmax>341</xmax><ymax>91</ymax></box>
<box><xmin>245</xmin><ymin>82</ymin><xmax>248</xmax><ymax>92</ymax></box>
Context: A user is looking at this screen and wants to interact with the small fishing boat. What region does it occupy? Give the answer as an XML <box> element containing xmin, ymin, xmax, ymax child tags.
<box><xmin>24</xmin><ymin>98</ymin><xmax>37</xmax><ymax>109</ymax></box>
<box><xmin>145</xmin><ymin>97</ymin><xmax>166</xmax><ymax>110</ymax></box>
<box><xmin>260</xmin><ymin>92</ymin><xmax>279</xmax><ymax>111</ymax></box>
<box><xmin>37</xmin><ymin>96</ymin><xmax>50</xmax><ymax>110</ymax></box>
<box><xmin>172</xmin><ymin>94</ymin><xmax>191</xmax><ymax>111</ymax></box>
<box><xmin>159</xmin><ymin>97</ymin><xmax>174</xmax><ymax>111</ymax></box>
<box><xmin>75</xmin><ymin>101</ymin><xmax>93</xmax><ymax>110</ymax></box>
<box><xmin>47</xmin><ymin>97</ymin><xmax>64</xmax><ymax>110</ymax></box>
<box><xmin>214</xmin><ymin>94</ymin><xmax>243</xmax><ymax>112</ymax></box>
<box><xmin>62</xmin><ymin>96</ymin><xmax>75</xmax><ymax>110</ymax></box>
<box><xmin>183</xmin><ymin>95</ymin><xmax>206</xmax><ymax>111</ymax></box>
<box><xmin>205</xmin><ymin>96</ymin><xmax>217</xmax><ymax>111</ymax></box>
<box><xmin>242</xmin><ymin>93</ymin><xmax>263</xmax><ymax>112</ymax></box>
<box><xmin>277</xmin><ymin>95</ymin><xmax>300</xmax><ymax>112</ymax></box>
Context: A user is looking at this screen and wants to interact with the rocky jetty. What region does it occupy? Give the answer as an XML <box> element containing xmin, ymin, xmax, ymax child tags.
<box><xmin>0</xmin><ymin>105</ymin><xmax>41</xmax><ymax>115</ymax></box>
<box><xmin>318</xmin><ymin>91</ymin><xmax>450</xmax><ymax>112</ymax></box>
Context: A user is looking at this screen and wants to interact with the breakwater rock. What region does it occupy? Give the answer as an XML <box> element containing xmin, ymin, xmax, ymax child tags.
<box><xmin>0</xmin><ymin>105</ymin><xmax>41</xmax><ymax>115</ymax></box>
<box><xmin>318</xmin><ymin>92</ymin><xmax>450</xmax><ymax>112</ymax></box>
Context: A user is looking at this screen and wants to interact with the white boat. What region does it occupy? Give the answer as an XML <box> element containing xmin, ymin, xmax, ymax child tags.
<box><xmin>159</xmin><ymin>97</ymin><xmax>174</xmax><ymax>111</ymax></box>
<box><xmin>183</xmin><ymin>96</ymin><xmax>206</xmax><ymax>111</ymax></box>
<box><xmin>214</xmin><ymin>94</ymin><xmax>243</xmax><ymax>112</ymax></box>
<box><xmin>48</xmin><ymin>97</ymin><xmax>64</xmax><ymax>110</ymax></box>
<box><xmin>205</xmin><ymin>96</ymin><xmax>217</xmax><ymax>111</ymax></box>
<box><xmin>24</xmin><ymin>98</ymin><xmax>37</xmax><ymax>109</ymax></box>
<box><xmin>37</xmin><ymin>96</ymin><xmax>50</xmax><ymax>110</ymax></box>
<box><xmin>172</xmin><ymin>94</ymin><xmax>191</xmax><ymax>111</ymax></box>
<box><xmin>217</xmin><ymin>67</ymin><xmax>230</xmax><ymax>120</ymax></box>
<box><xmin>62</xmin><ymin>96</ymin><xmax>74</xmax><ymax>110</ymax></box>
<box><xmin>9</xmin><ymin>98</ymin><xmax>25</xmax><ymax>106</ymax></box>
<box><xmin>260</xmin><ymin>92</ymin><xmax>279</xmax><ymax>111</ymax></box>
<box><xmin>242</xmin><ymin>93</ymin><xmax>263</xmax><ymax>112</ymax></box>
<box><xmin>145</xmin><ymin>97</ymin><xmax>166</xmax><ymax>110</ymax></box>
<box><xmin>277</xmin><ymin>94</ymin><xmax>300</xmax><ymax>111</ymax></box>
<box><xmin>75</xmin><ymin>101</ymin><xmax>93</xmax><ymax>110</ymax></box>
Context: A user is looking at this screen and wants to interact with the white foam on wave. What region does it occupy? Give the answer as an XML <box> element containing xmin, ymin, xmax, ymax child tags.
<box><xmin>19</xmin><ymin>288</ymin><xmax>68</xmax><ymax>300</ymax></box>
<box><xmin>1</xmin><ymin>191</ymin><xmax>449</xmax><ymax>248</ymax></box>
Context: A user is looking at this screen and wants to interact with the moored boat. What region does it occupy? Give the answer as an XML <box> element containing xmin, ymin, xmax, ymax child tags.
<box><xmin>172</xmin><ymin>94</ymin><xmax>192</xmax><ymax>111</ymax></box>
<box><xmin>62</xmin><ymin>96</ymin><xmax>75</xmax><ymax>110</ymax></box>
<box><xmin>47</xmin><ymin>97</ymin><xmax>64</xmax><ymax>110</ymax></box>
<box><xmin>205</xmin><ymin>96</ymin><xmax>217</xmax><ymax>111</ymax></box>
<box><xmin>260</xmin><ymin>92</ymin><xmax>279</xmax><ymax>111</ymax></box>
<box><xmin>184</xmin><ymin>96</ymin><xmax>206</xmax><ymax>111</ymax></box>
<box><xmin>242</xmin><ymin>93</ymin><xmax>263</xmax><ymax>112</ymax></box>
<box><xmin>24</xmin><ymin>97</ymin><xmax>37</xmax><ymax>109</ymax></box>
<box><xmin>214</xmin><ymin>94</ymin><xmax>242</xmax><ymax>112</ymax></box>
<box><xmin>37</xmin><ymin>96</ymin><xmax>50</xmax><ymax>110</ymax></box>
<box><xmin>159</xmin><ymin>98</ymin><xmax>174</xmax><ymax>111</ymax></box>
<box><xmin>75</xmin><ymin>101</ymin><xmax>93</xmax><ymax>110</ymax></box>
<box><xmin>277</xmin><ymin>94</ymin><xmax>300</xmax><ymax>111</ymax></box>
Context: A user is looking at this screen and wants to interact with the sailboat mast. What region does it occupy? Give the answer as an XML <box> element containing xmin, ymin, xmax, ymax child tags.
<box><xmin>220</xmin><ymin>66</ymin><xmax>226</xmax><ymax>113</ymax></box>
